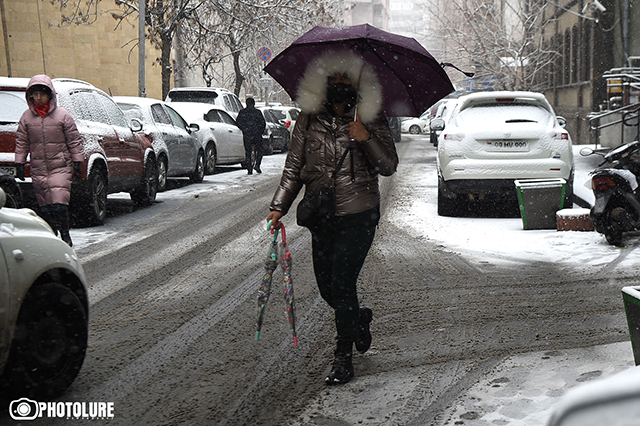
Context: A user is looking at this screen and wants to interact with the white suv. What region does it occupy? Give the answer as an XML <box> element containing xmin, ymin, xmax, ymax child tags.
<box><xmin>165</xmin><ymin>87</ymin><xmax>243</xmax><ymax>118</ymax></box>
<box><xmin>0</xmin><ymin>189</ymin><xmax>88</xmax><ymax>399</ymax></box>
<box><xmin>434</xmin><ymin>91</ymin><xmax>573</xmax><ymax>216</ymax></box>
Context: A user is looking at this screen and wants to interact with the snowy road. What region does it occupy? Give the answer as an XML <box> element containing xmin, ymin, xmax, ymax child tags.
<box><xmin>3</xmin><ymin>135</ymin><xmax>636</xmax><ymax>425</ymax></box>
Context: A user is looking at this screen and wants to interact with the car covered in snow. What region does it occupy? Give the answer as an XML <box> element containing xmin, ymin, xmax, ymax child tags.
<box><xmin>165</xmin><ymin>87</ymin><xmax>243</xmax><ymax>119</ymax></box>
<box><xmin>169</xmin><ymin>103</ymin><xmax>245</xmax><ymax>173</ymax></box>
<box><xmin>434</xmin><ymin>91</ymin><xmax>574</xmax><ymax>216</ymax></box>
<box><xmin>0</xmin><ymin>188</ymin><xmax>88</xmax><ymax>399</ymax></box>
<box><xmin>115</xmin><ymin>96</ymin><xmax>205</xmax><ymax>191</ymax></box>
<box><xmin>401</xmin><ymin>113</ymin><xmax>429</xmax><ymax>134</ymax></box>
<box><xmin>0</xmin><ymin>77</ymin><xmax>157</xmax><ymax>226</ymax></box>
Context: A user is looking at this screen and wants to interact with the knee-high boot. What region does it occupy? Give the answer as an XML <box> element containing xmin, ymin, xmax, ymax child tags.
<box><xmin>57</xmin><ymin>209</ymin><xmax>72</xmax><ymax>247</ymax></box>
<box><xmin>39</xmin><ymin>211</ymin><xmax>58</xmax><ymax>236</ymax></box>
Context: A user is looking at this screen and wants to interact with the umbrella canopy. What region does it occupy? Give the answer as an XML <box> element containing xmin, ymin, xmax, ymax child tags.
<box><xmin>264</xmin><ymin>24</ymin><xmax>455</xmax><ymax>117</ymax></box>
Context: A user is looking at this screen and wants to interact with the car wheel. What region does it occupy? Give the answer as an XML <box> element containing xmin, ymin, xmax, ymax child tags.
<box><xmin>189</xmin><ymin>151</ymin><xmax>205</xmax><ymax>183</ymax></box>
<box><xmin>409</xmin><ymin>125</ymin><xmax>421</xmax><ymax>135</ymax></box>
<box><xmin>2</xmin><ymin>282</ymin><xmax>88</xmax><ymax>399</ymax></box>
<box><xmin>157</xmin><ymin>155</ymin><xmax>168</xmax><ymax>192</ymax></box>
<box><xmin>204</xmin><ymin>143</ymin><xmax>217</xmax><ymax>175</ymax></box>
<box><xmin>73</xmin><ymin>165</ymin><xmax>108</xmax><ymax>226</ymax></box>
<box><xmin>131</xmin><ymin>156</ymin><xmax>158</xmax><ymax>206</ymax></box>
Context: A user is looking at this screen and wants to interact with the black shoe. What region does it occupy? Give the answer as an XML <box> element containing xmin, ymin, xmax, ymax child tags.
<box><xmin>255</xmin><ymin>166</ymin><xmax>262</xmax><ymax>174</ymax></box>
<box><xmin>247</xmin><ymin>169</ymin><xmax>253</xmax><ymax>175</ymax></box>
<box><xmin>326</xmin><ymin>341</ymin><xmax>354</xmax><ymax>385</ymax></box>
<box><xmin>355</xmin><ymin>307</ymin><xmax>373</xmax><ymax>354</ymax></box>
<box><xmin>60</xmin><ymin>230</ymin><xmax>73</xmax><ymax>247</ymax></box>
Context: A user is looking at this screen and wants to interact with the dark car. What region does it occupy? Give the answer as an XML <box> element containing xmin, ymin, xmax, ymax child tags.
<box><xmin>0</xmin><ymin>77</ymin><xmax>157</xmax><ymax>226</ymax></box>
<box><xmin>259</xmin><ymin>107</ymin><xmax>291</xmax><ymax>154</ymax></box>
<box><xmin>115</xmin><ymin>96</ymin><xmax>204</xmax><ymax>191</ymax></box>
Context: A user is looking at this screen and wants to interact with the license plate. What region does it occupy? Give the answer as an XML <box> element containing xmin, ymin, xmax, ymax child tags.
<box><xmin>486</xmin><ymin>140</ymin><xmax>529</xmax><ymax>151</ymax></box>
<box><xmin>0</xmin><ymin>166</ymin><xmax>15</xmax><ymax>176</ymax></box>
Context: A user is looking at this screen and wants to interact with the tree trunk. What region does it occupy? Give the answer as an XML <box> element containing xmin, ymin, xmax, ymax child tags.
<box><xmin>161</xmin><ymin>31</ymin><xmax>173</xmax><ymax>99</ymax></box>
<box><xmin>232</xmin><ymin>49</ymin><xmax>244</xmax><ymax>97</ymax></box>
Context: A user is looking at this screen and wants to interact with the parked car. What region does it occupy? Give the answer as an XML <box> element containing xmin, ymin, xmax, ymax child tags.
<box><xmin>0</xmin><ymin>77</ymin><xmax>157</xmax><ymax>226</ymax></box>
<box><xmin>169</xmin><ymin>103</ymin><xmax>245</xmax><ymax>173</ymax></box>
<box><xmin>267</xmin><ymin>106</ymin><xmax>300</xmax><ymax>136</ymax></box>
<box><xmin>401</xmin><ymin>112</ymin><xmax>430</xmax><ymax>134</ymax></box>
<box><xmin>429</xmin><ymin>99</ymin><xmax>459</xmax><ymax>146</ymax></box>
<box><xmin>115</xmin><ymin>96</ymin><xmax>204</xmax><ymax>191</ymax></box>
<box><xmin>434</xmin><ymin>91</ymin><xmax>574</xmax><ymax>216</ymax></box>
<box><xmin>258</xmin><ymin>107</ymin><xmax>291</xmax><ymax>154</ymax></box>
<box><xmin>0</xmin><ymin>188</ymin><xmax>88</xmax><ymax>399</ymax></box>
<box><xmin>165</xmin><ymin>87</ymin><xmax>243</xmax><ymax>119</ymax></box>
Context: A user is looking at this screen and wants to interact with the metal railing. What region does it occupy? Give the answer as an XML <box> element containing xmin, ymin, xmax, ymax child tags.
<box><xmin>588</xmin><ymin>102</ymin><xmax>640</xmax><ymax>148</ymax></box>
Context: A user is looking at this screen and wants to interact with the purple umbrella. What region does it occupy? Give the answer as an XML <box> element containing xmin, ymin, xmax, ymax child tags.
<box><xmin>264</xmin><ymin>24</ymin><xmax>456</xmax><ymax>117</ymax></box>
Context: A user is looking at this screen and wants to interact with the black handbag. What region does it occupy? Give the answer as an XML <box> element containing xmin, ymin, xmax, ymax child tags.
<box><xmin>296</xmin><ymin>147</ymin><xmax>351</xmax><ymax>229</ymax></box>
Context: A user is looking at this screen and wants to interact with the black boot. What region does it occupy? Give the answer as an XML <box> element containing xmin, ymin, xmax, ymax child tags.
<box><xmin>39</xmin><ymin>211</ymin><xmax>58</xmax><ymax>236</ymax></box>
<box><xmin>57</xmin><ymin>209</ymin><xmax>73</xmax><ymax>247</ymax></box>
<box><xmin>355</xmin><ymin>307</ymin><xmax>373</xmax><ymax>354</ymax></box>
<box><xmin>325</xmin><ymin>340</ymin><xmax>354</xmax><ymax>385</ymax></box>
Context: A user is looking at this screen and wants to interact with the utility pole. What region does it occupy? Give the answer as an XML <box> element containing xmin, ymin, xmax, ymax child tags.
<box><xmin>138</xmin><ymin>0</ymin><xmax>146</xmax><ymax>97</ymax></box>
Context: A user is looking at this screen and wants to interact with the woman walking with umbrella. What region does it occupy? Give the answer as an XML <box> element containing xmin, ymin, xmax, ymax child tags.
<box><xmin>266</xmin><ymin>49</ymin><xmax>398</xmax><ymax>385</ymax></box>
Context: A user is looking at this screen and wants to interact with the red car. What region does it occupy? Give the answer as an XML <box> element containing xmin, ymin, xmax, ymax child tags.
<box><xmin>0</xmin><ymin>77</ymin><xmax>157</xmax><ymax>226</ymax></box>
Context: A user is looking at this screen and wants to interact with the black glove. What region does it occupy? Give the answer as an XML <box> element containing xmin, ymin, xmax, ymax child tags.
<box><xmin>15</xmin><ymin>164</ymin><xmax>24</xmax><ymax>181</ymax></box>
<box><xmin>73</xmin><ymin>162</ymin><xmax>82</xmax><ymax>180</ymax></box>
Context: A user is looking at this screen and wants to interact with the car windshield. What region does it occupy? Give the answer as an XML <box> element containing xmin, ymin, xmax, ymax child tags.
<box><xmin>0</xmin><ymin>92</ymin><xmax>27</xmax><ymax>122</ymax></box>
<box><xmin>455</xmin><ymin>104</ymin><xmax>549</xmax><ymax>126</ymax></box>
<box><xmin>168</xmin><ymin>91</ymin><xmax>219</xmax><ymax>104</ymax></box>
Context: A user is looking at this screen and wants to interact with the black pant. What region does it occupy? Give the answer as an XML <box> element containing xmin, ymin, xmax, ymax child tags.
<box><xmin>310</xmin><ymin>206</ymin><xmax>380</xmax><ymax>342</ymax></box>
<box><xmin>244</xmin><ymin>137</ymin><xmax>263</xmax><ymax>172</ymax></box>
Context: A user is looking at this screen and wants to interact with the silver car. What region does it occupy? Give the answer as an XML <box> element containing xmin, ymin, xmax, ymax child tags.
<box><xmin>115</xmin><ymin>96</ymin><xmax>205</xmax><ymax>191</ymax></box>
<box><xmin>169</xmin><ymin>103</ymin><xmax>245</xmax><ymax>173</ymax></box>
<box><xmin>0</xmin><ymin>189</ymin><xmax>88</xmax><ymax>399</ymax></box>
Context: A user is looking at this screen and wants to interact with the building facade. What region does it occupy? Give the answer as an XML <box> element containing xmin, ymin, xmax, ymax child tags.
<box><xmin>0</xmin><ymin>0</ymin><xmax>162</xmax><ymax>99</ymax></box>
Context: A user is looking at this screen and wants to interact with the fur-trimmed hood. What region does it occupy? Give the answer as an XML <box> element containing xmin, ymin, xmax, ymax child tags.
<box><xmin>295</xmin><ymin>50</ymin><xmax>383</xmax><ymax>124</ymax></box>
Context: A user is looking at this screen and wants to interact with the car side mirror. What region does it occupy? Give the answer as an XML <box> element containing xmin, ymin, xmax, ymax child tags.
<box><xmin>0</xmin><ymin>188</ymin><xmax>5</xmax><ymax>209</ymax></box>
<box><xmin>579</xmin><ymin>147</ymin><xmax>594</xmax><ymax>156</ymax></box>
<box><xmin>188</xmin><ymin>123</ymin><xmax>200</xmax><ymax>133</ymax></box>
<box><xmin>430</xmin><ymin>118</ymin><xmax>445</xmax><ymax>131</ymax></box>
<box><xmin>557</xmin><ymin>116</ymin><xmax>567</xmax><ymax>128</ymax></box>
<box><xmin>130</xmin><ymin>118</ymin><xmax>143</xmax><ymax>132</ymax></box>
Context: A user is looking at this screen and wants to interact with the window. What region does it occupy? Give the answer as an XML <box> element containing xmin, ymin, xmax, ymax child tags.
<box><xmin>151</xmin><ymin>104</ymin><xmax>172</xmax><ymax>125</ymax></box>
<box><xmin>165</xmin><ymin>106</ymin><xmax>188</xmax><ymax>131</ymax></box>
<box><xmin>218</xmin><ymin>110</ymin><xmax>236</xmax><ymax>126</ymax></box>
<box><xmin>0</xmin><ymin>92</ymin><xmax>27</xmax><ymax>122</ymax></box>
<box><xmin>204</xmin><ymin>110</ymin><xmax>222</xmax><ymax>123</ymax></box>
<box><xmin>96</xmin><ymin>93</ymin><xmax>128</xmax><ymax>128</ymax></box>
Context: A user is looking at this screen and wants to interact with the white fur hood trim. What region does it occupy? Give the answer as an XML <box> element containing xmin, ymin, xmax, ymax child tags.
<box><xmin>295</xmin><ymin>50</ymin><xmax>383</xmax><ymax>124</ymax></box>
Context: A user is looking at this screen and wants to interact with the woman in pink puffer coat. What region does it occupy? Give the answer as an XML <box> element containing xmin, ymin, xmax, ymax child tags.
<box><xmin>15</xmin><ymin>74</ymin><xmax>84</xmax><ymax>246</ymax></box>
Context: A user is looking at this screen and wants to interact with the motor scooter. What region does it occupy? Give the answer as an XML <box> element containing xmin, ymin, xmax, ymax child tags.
<box><xmin>581</xmin><ymin>140</ymin><xmax>640</xmax><ymax>246</ymax></box>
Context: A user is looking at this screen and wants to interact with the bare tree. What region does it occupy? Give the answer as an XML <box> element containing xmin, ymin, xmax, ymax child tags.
<box><xmin>422</xmin><ymin>0</ymin><xmax>558</xmax><ymax>92</ymax></box>
<box><xmin>178</xmin><ymin>0</ymin><xmax>338</xmax><ymax>97</ymax></box>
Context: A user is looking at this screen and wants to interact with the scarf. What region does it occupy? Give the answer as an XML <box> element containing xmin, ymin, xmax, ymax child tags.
<box><xmin>34</xmin><ymin>103</ymin><xmax>50</xmax><ymax>118</ymax></box>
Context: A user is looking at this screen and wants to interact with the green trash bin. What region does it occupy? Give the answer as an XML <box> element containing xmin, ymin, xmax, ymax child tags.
<box><xmin>622</xmin><ymin>286</ymin><xmax>640</xmax><ymax>365</ymax></box>
<box><xmin>514</xmin><ymin>178</ymin><xmax>566</xmax><ymax>230</ymax></box>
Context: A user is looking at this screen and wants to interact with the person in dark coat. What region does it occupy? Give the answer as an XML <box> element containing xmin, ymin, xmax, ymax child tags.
<box><xmin>266</xmin><ymin>50</ymin><xmax>398</xmax><ymax>385</ymax></box>
<box><xmin>16</xmin><ymin>74</ymin><xmax>84</xmax><ymax>247</ymax></box>
<box><xmin>236</xmin><ymin>97</ymin><xmax>266</xmax><ymax>174</ymax></box>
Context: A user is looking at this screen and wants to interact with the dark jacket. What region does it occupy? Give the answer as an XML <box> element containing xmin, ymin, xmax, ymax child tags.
<box><xmin>270</xmin><ymin>109</ymin><xmax>397</xmax><ymax>216</ymax></box>
<box><xmin>236</xmin><ymin>106</ymin><xmax>266</xmax><ymax>143</ymax></box>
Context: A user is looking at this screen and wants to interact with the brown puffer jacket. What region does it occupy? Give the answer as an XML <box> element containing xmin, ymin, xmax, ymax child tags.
<box><xmin>15</xmin><ymin>75</ymin><xmax>84</xmax><ymax>206</ymax></box>
<box><xmin>270</xmin><ymin>109</ymin><xmax>398</xmax><ymax>217</ymax></box>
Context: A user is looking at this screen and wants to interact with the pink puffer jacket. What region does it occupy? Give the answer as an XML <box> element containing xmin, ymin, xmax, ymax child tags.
<box><xmin>15</xmin><ymin>75</ymin><xmax>84</xmax><ymax>206</ymax></box>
